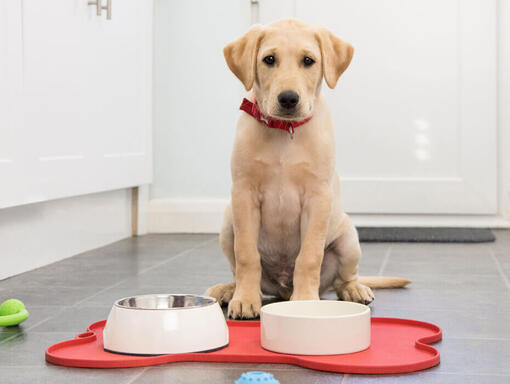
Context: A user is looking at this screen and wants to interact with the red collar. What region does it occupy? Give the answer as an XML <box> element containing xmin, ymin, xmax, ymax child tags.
<box><xmin>240</xmin><ymin>98</ymin><xmax>312</xmax><ymax>139</ymax></box>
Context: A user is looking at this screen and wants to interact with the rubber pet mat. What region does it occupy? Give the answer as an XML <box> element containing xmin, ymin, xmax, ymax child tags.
<box><xmin>46</xmin><ymin>318</ymin><xmax>442</xmax><ymax>374</ymax></box>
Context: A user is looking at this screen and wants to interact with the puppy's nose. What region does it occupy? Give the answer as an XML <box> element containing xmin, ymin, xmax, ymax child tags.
<box><xmin>278</xmin><ymin>91</ymin><xmax>299</xmax><ymax>110</ymax></box>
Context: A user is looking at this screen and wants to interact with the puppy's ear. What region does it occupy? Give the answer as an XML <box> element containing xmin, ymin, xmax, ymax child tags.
<box><xmin>223</xmin><ymin>25</ymin><xmax>265</xmax><ymax>91</ymax></box>
<box><xmin>315</xmin><ymin>27</ymin><xmax>354</xmax><ymax>89</ymax></box>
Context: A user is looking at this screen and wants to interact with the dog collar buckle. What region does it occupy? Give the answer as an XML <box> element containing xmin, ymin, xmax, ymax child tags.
<box><xmin>289</xmin><ymin>124</ymin><xmax>294</xmax><ymax>139</ymax></box>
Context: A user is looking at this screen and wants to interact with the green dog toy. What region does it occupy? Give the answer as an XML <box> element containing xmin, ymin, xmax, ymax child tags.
<box><xmin>0</xmin><ymin>299</ymin><xmax>29</xmax><ymax>327</ymax></box>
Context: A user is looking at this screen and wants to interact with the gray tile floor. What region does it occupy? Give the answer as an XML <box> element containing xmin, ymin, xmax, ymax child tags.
<box><xmin>1</xmin><ymin>231</ymin><xmax>510</xmax><ymax>383</ymax></box>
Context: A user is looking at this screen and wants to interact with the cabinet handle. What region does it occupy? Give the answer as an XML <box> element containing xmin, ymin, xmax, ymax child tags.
<box><xmin>88</xmin><ymin>0</ymin><xmax>112</xmax><ymax>20</ymax></box>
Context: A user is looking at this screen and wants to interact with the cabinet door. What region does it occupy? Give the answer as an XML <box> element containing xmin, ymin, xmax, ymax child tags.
<box><xmin>0</xmin><ymin>0</ymin><xmax>23</xmax><ymax>192</ymax></box>
<box><xmin>259</xmin><ymin>0</ymin><xmax>497</xmax><ymax>214</ymax></box>
<box><xmin>1</xmin><ymin>0</ymin><xmax>152</xmax><ymax>208</ymax></box>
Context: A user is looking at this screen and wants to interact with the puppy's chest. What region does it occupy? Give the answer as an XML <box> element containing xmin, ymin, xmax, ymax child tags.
<box><xmin>255</xmin><ymin>152</ymin><xmax>310</xmax><ymax>249</ymax></box>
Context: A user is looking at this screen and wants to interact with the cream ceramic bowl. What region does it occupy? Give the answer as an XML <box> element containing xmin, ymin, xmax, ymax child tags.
<box><xmin>261</xmin><ymin>300</ymin><xmax>370</xmax><ymax>355</ymax></box>
<box><xmin>103</xmin><ymin>294</ymin><xmax>228</xmax><ymax>355</ymax></box>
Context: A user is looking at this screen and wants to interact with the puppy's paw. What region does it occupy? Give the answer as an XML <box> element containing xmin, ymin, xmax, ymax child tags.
<box><xmin>228</xmin><ymin>294</ymin><xmax>261</xmax><ymax>319</ymax></box>
<box><xmin>205</xmin><ymin>282</ymin><xmax>235</xmax><ymax>306</ymax></box>
<box><xmin>337</xmin><ymin>281</ymin><xmax>374</xmax><ymax>305</ymax></box>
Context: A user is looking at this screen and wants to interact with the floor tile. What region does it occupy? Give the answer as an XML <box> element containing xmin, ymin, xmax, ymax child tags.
<box><xmin>348</xmin><ymin>372</ymin><xmax>510</xmax><ymax>383</ymax></box>
<box><xmin>378</xmin><ymin>272</ymin><xmax>506</xmax><ymax>290</ymax></box>
<box><xmin>371</xmin><ymin>306</ymin><xmax>510</xmax><ymax>340</ymax></box>
<box><xmin>359</xmin><ymin>244</ymin><xmax>389</xmax><ymax>275</ymax></box>
<box><xmin>432</xmin><ymin>338</ymin><xmax>510</xmax><ymax>375</ymax></box>
<box><xmin>0</xmin><ymin>366</ymin><xmax>144</xmax><ymax>384</ymax></box>
<box><xmin>384</xmin><ymin>250</ymin><xmax>498</xmax><ymax>275</ymax></box>
<box><xmin>134</xmin><ymin>363</ymin><xmax>344</xmax><ymax>384</ymax></box>
<box><xmin>2</xmin><ymin>264</ymin><xmax>137</xmax><ymax>289</ymax></box>
<box><xmin>490</xmin><ymin>230</ymin><xmax>510</xmax><ymax>252</ymax></box>
<box><xmin>372</xmin><ymin>286</ymin><xmax>510</xmax><ymax>312</ymax></box>
<box><xmin>0</xmin><ymin>285</ymin><xmax>101</xmax><ymax>307</ymax></box>
<box><xmin>388</xmin><ymin>242</ymin><xmax>491</xmax><ymax>255</ymax></box>
<box><xmin>30</xmin><ymin>306</ymin><xmax>111</xmax><ymax>333</ymax></box>
<box><xmin>0</xmin><ymin>332</ymin><xmax>75</xmax><ymax>366</ymax></box>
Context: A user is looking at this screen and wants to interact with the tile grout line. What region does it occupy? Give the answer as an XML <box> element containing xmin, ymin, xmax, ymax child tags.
<box><xmin>377</xmin><ymin>246</ymin><xmax>392</xmax><ymax>276</ymax></box>
<box><xmin>489</xmin><ymin>248</ymin><xmax>510</xmax><ymax>290</ymax></box>
<box><xmin>71</xmin><ymin>237</ymin><xmax>218</xmax><ymax>308</ymax></box>
<box><xmin>125</xmin><ymin>367</ymin><xmax>149</xmax><ymax>384</ymax></box>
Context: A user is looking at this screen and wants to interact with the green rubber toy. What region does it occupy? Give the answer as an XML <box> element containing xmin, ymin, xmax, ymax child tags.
<box><xmin>0</xmin><ymin>299</ymin><xmax>29</xmax><ymax>327</ymax></box>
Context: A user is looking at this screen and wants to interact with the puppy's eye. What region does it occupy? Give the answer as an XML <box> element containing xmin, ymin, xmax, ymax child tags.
<box><xmin>263</xmin><ymin>55</ymin><xmax>275</xmax><ymax>66</ymax></box>
<box><xmin>303</xmin><ymin>56</ymin><xmax>315</xmax><ymax>67</ymax></box>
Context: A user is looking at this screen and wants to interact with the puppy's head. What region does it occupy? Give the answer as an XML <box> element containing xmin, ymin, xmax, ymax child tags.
<box><xmin>224</xmin><ymin>19</ymin><xmax>354</xmax><ymax>120</ymax></box>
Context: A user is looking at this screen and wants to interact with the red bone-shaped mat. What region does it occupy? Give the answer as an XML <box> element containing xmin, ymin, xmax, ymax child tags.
<box><xmin>46</xmin><ymin>318</ymin><xmax>441</xmax><ymax>374</ymax></box>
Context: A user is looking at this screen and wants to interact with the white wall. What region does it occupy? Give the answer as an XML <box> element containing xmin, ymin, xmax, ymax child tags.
<box><xmin>0</xmin><ymin>189</ymin><xmax>132</xmax><ymax>280</ymax></box>
<box><xmin>152</xmin><ymin>0</ymin><xmax>248</xmax><ymax>201</ymax></box>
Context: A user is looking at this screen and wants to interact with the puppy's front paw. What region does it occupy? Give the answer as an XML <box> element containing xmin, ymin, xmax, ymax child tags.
<box><xmin>228</xmin><ymin>294</ymin><xmax>261</xmax><ymax>319</ymax></box>
<box><xmin>337</xmin><ymin>281</ymin><xmax>374</xmax><ymax>305</ymax></box>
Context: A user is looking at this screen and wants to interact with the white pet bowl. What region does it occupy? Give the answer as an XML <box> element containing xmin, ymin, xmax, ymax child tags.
<box><xmin>103</xmin><ymin>294</ymin><xmax>228</xmax><ymax>355</ymax></box>
<box><xmin>261</xmin><ymin>300</ymin><xmax>370</xmax><ymax>355</ymax></box>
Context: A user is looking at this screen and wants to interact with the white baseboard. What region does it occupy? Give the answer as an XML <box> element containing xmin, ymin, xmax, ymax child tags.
<box><xmin>147</xmin><ymin>198</ymin><xmax>510</xmax><ymax>233</ymax></box>
<box><xmin>148</xmin><ymin>199</ymin><xmax>227</xmax><ymax>233</ymax></box>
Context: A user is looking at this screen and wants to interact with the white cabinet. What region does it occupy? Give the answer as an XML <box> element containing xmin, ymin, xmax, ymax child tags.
<box><xmin>257</xmin><ymin>0</ymin><xmax>498</xmax><ymax>215</ymax></box>
<box><xmin>0</xmin><ymin>0</ymin><xmax>152</xmax><ymax>209</ymax></box>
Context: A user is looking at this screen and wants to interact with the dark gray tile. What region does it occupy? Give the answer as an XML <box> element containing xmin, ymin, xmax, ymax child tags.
<box><xmin>384</xmin><ymin>250</ymin><xmax>498</xmax><ymax>276</ymax></box>
<box><xmin>490</xmin><ymin>230</ymin><xmax>510</xmax><ymax>252</ymax></box>
<box><xmin>348</xmin><ymin>372</ymin><xmax>510</xmax><ymax>383</ymax></box>
<box><xmin>0</xmin><ymin>285</ymin><xmax>100</xmax><ymax>307</ymax></box>
<box><xmin>135</xmin><ymin>363</ymin><xmax>343</xmax><ymax>384</ymax></box>
<box><xmin>0</xmin><ymin>366</ymin><xmax>144</xmax><ymax>384</ymax></box>
<box><xmin>359</xmin><ymin>244</ymin><xmax>389</xmax><ymax>275</ymax></box>
<box><xmin>2</xmin><ymin>264</ymin><xmax>137</xmax><ymax>289</ymax></box>
<box><xmin>371</xmin><ymin>306</ymin><xmax>510</xmax><ymax>340</ymax></box>
<box><xmin>0</xmin><ymin>332</ymin><xmax>75</xmax><ymax>366</ymax></box>
<box><xmin>379</xmin><ymin>272</ymin><xmax>506</xmax><ymax>291</ymax></box>
<box><xmin>127</xmin><ymin>242</ymin><xmax>232</xmax><ymax>288</ymax></box>
<box><xmin>433</xmin><ymin>338</ymin><xmax>510</xmax><ymax>375</ymax></box>
<box><xmin>372</xmin><ymin>286</ymin><xmax>510</xmax><ymax>312</ymax></box>
<box><xmin>389</xmin><ymin>242</ymin><xmax>491</xmax><ymax>255</ymax></box>
<box><xmin>30</xmin><ymin>306</ymin><xmax>111</xmax><ymax>333</ymax></box>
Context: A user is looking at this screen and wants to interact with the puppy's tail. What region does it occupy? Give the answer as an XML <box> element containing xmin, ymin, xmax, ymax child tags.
<box><xmin>358</xmin><ymin>276</ymin><xmax>411</xmax><ymax>289</ymax></box>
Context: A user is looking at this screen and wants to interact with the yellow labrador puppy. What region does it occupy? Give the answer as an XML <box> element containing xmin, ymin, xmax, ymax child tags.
<box><xmin>206</xmin><ymin>19</ymin><xmax>409</xmax><ymax>319</ymax></box>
